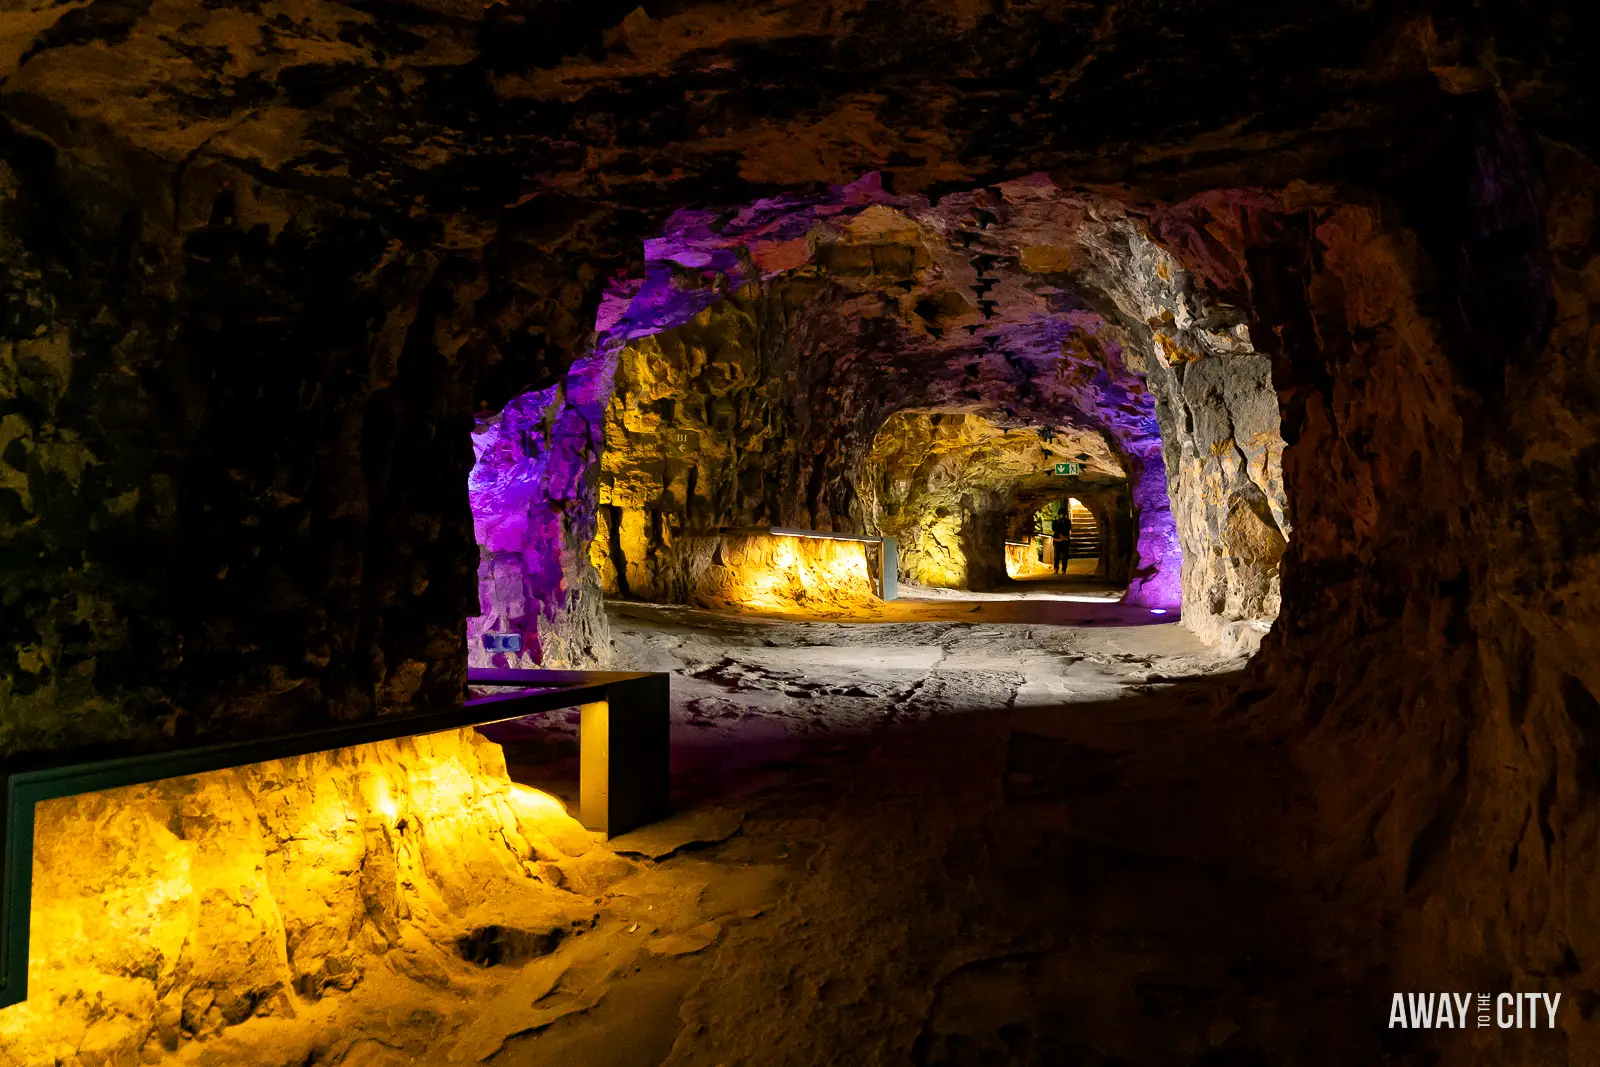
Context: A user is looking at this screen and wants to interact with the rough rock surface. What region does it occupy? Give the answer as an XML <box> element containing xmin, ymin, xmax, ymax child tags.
<box><xmin>593</xmin><ymin>286</ymin><xmax>839</xmax><ymax>603</ymax></box>
<box><xmin>1148</xmin><ymin>338</ymin><xmax>1288</xmax><ymax>652</ymax></box>
<box><xmin>8</xmin><ymin>730</ymin><xmax>597</xmax><ymax>1064</ymax></box>
<box><xmin>1164</xmin><ymin>154</ymin><xmax>1600</xmax><ymax>1046</ymax></box>
<box><xmin>0</xmin><ymin>0</ymin><xmax>1343</xmax><ymax>751</ymax></box>
<box><xmin>858</xmin><ymin>411</ymin><xmax>1124</xmax><ymax>590</ymax></box>
<box><xmin>677</xmin><ymin>532</ymin><xmax>882</xmax><ymax>615</ymax></box>
<box><xmin>7</xmin><ymin>595</ymin><xmax>1257</xmax><ymax>1067</ymax></box>
<box><xmin>469</xmin><ymin>351</ymin><xmax>612</xmax><ymax>668</ymax></box>
<box><xmin>0</xmin><ymin>3</ymin><xmax>1596</xmax><ymax>1065</ymax></box>
<box><xmin>584</xmin><ymin>177</ymin><xmax>1283</xmax><ymax>622</ymax></box>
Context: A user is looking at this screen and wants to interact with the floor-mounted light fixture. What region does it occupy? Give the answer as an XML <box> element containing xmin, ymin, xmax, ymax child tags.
<box><xmin>483</xmin><ymin>632</ymin><xmax>523</xmax><ymax>653</ymax></box>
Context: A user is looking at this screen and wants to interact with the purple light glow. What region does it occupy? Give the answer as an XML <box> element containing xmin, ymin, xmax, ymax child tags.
<box><xmin>467</xmin><ymin>351</ymin><xmax>613</xmax><ymax>667</ymax></box>
<box><xmin>469</xmin><ymin>175</ymin><xmax>917</xmax><ymax>665</ymax></box>
<box><xmin>470</xmin><ymin>172</ymin><xmax>1193</xmax><ymax>662</ymax></box>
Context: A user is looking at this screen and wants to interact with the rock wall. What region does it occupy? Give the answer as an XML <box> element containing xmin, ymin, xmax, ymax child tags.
<box><xmin>4</xmin><ymin>730</ymin><xmax>594</xmax><ymax>1065</ymax></box>
<box><xmin>1056</xmin><ymin>206</ymin><xmax>1290</xmax><ymax>635</ymax></box>
<box><xmin>858</xmin><ymin>411</ymin><xmax>1125</xmax><ymax>590</ymax></box>
<box><xmin>469</xmin><ymin>351</ymin><xmax>612</xmax><ymax>669</ymax></box>
<box><xmin>680</xmin><ymin>532</ymin><xmax>882</xmax><ymax>615</ymax></box>
<box><xmin>592</xmin><ymin>286</ymin><xmax>837</xmax><ymax>602</ymax></box>
<box><xmin>582</xmin><ymin>180</ymin><xmax>1280</xmax><ymax>616</ymax></box>
<box><xmin>1005</xmin><ymin>541</ymin><xmax>1053</xmax><ymax>579</ymax></box>
<box><xmin>1</xmin><ymin>3</ymin><xmax>1595</xmax><ymax>1061</ymax></box>
<box><xmin>0</xmin><ymin>151</ymin><xmax>493</xmax><ymax>757</ymax></box>
<box><xmin>1136</xmin><ymin>103</ymin><xmax>1600</xmax><ymax>1061</ymax></box>
<box><xmin>1148</xmin><ymin>345</ymin><xmax>1289</xmax><ymax>652</ymax></box>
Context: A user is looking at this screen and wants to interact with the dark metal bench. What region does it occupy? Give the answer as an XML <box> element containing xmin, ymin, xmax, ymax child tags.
<box><xmin>0</xmin><ymin>667</ymin><xmax>670</xmax><ymax>1009</ymax></box>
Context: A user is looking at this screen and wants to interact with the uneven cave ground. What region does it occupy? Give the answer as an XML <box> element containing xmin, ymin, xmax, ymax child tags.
<box><xmin>136</xmin><ymin>590</ymin><xmax>1338</xmax><ymax>1067</ymax></box>
<box><xmin>14</xmin><ymin>161</ymin><xmax>1578</xmax><ymax>1067</ymax></box>
<box><xmin>469</xmin><ymin>596</ymin><xmax>1334</xmax><ymax>1067</ymax></box>
<box><xmin>171</xmin><ymin>175</ymin><xmax>1322</xmax><ymax>1066</ymax></box>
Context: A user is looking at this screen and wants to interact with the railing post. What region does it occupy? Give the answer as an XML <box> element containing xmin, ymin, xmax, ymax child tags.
<box><xmin>0</xmin><ymin>775</ymin><xmax>44</xmax><ymax>1009</ymax></box>
<box><xmin>578</xmin><ymin>674</ymin><xmax>671</xmax><ymax>836</ymax></box>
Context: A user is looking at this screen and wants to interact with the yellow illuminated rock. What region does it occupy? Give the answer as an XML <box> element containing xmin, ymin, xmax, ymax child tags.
<box><xmin>1</xmin><ymin>730</ymin><xmax>593</xmax><ymax>1065</ymax></box>
<box><xmin>861</xmin><ymin>411</ymin><xmax>1123</xmax><ymax>589</ymax></box>
<box><xmin>1005</xmin><ymin>540</ymin><xmax>1053</xmax><ymax>578</ymax></box>
<box><xmin>690</xmin><ymin>532</ymin><xmax>880</xmax><ymax>614</ymax></box>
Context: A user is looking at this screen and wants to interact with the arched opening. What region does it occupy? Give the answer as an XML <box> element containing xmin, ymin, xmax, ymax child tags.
<box><xmin>1005</xmin><ymin>497</ymin><xmax>1103</xmax><ymax>581</ymax></box>
<box><xmin>467</xmin><ymin>174</ymin><xmax>1287</xmax><ymax>646</ymax></box>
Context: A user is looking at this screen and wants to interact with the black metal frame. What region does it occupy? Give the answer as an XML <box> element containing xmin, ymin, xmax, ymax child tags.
<box><xmin>0</xmin><ymin>668</ymin><xmax>669</xmax><ymax>1009</ymax></box>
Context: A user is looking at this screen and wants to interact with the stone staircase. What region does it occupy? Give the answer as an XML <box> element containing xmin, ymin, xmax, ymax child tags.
<box><xmin>1063</xmin><ymin>498</ymin><xmax>1099</xmax><ymax>561</ymax></box>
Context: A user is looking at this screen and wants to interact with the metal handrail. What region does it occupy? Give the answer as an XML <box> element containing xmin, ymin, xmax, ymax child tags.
<box><xmin>717</xmin><ymin>525</ymin><xmax>884</xmax><ymax>544</ymax></box>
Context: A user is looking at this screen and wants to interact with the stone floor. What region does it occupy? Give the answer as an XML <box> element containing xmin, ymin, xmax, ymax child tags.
<box><xmin>465</xmin><ymin>594</ymin><xmax>1383</xmax><ymax>1067</ymax></box>
<box><xmin>166</xmin><ymin>592</ymin><xmax>1397</xmax><ymax>1067</ymax></box>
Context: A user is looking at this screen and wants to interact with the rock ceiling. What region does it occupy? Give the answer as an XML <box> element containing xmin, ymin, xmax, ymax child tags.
<box><xmin>2</xmin><ymin>0</ymin><xmax>1581</xmax><ymax>397</ymax></box>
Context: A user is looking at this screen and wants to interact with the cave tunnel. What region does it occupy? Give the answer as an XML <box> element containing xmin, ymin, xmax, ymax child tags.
<box><xmin>0</xmin><ymin>2</ymin><xmax>1594</xmax><ymax>1065</ymax></box>
<box><xmin>468</xmin><ymin>176</ymin><xmax>1254</xmax><ymax>655</ymax></box>
<box><xmin>1004</xmin><ymin>497</ymin><xmax>1108</xmax><ymax>582</ymax></box>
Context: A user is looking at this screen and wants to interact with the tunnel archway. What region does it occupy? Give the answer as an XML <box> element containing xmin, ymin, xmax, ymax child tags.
<box><xmin>1004</xmin><ymin>497</ymin><xmax>1105</xmax><ymax>581</ymax></box>
<box><xmin>467</xmin><ymin>174</ymin><xmax>1291</xmax><ymax>655</ymax></box>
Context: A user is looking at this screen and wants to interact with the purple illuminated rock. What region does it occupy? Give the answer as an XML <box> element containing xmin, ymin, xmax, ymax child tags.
<box><xmin>468</xmin><ymin>351</ymin><xmax>613</xmax><ymax>668</ymax></box>
<box><xmin>518</xmin><ymin>173</ymin><xmax>1261</xmax><ymax>636</ymax></box>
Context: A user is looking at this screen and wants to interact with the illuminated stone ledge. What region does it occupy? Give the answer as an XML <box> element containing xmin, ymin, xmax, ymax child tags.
<box><xmin>0</xmin><ymin>672</ymin><xmax>668</xmax><ymax>1064</ymax></box>
<box><xmin>1005</xmin><ymin>540</ymin><xmax>1054</xmax><ymax>579</ymax></box>
<box><xmin>688</xmin><ymin>529</ymin><xmax>897</xmax><ymax>613</ymax></box>
<box><xmin>2</xmin><ymin>729</ymin><xmax>587</xmax><ymax>1065</ymax></box>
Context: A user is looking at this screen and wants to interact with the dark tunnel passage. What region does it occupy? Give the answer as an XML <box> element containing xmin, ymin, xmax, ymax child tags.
<box><xmin>0</xmin><ymin>3</ymin><xmax>1594</xmax><ymax>1065</ymax></box>
<box><xmin>467</xmin><ymin>177</ymin><xmax>1286</xmax><ymax>651</ymax></box>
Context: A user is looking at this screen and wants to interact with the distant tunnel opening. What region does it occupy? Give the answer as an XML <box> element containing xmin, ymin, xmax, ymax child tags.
<box><xmin>1005</xmin><ymin>497</ymin><xmax>1104</xmax><ymax>581</ymax></box>
<box><xmin>5</xmin><ymin>7</ymin><xmax>1581</xmax><ymax>1062</ymax></box>
<box><xmin>467</xmin><ymin>174</ymin><xmax>1289</xmax><ymax>656</ymax></box>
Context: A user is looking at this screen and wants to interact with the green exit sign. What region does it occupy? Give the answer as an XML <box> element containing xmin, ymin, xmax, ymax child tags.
<box><xmin>1052</xmin><ymin>462</ymin><xmax>1082</xmax><ymax>476</ymax></box>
